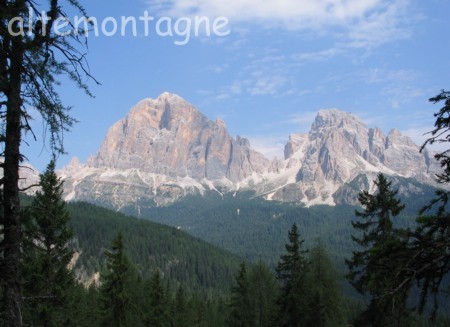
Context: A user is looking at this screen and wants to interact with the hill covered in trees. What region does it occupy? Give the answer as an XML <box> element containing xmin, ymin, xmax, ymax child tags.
<box><xmin>117</xmin><ymin>178</ymin><xmax>438</xmax><ymax>269</ymax></box>
<box><xmin>66</xmin><ymin>201</ymin><xmax>243</xmax><ymax>295</ymax></box>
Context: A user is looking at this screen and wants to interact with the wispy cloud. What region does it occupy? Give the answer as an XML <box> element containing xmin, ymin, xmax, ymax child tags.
<box><xmin>212</xmin><ymin>80</ymin><xmax>244</xmax><ymax>101</ymax></box>
<box><xmin>324</xmin><ymin>67</ymin><xmax>429</xmax><ymax>110</ymax></box>
<box><xmin>401</xmin><ymin>126</ymin><xmax>448</xmax><ymax>152</ymax></box>
<box><xmin>364</xmin><ymin>68</ymin><xmax>428</xmax><ymax>108</ymax></box>
<box><xmin>289</xmin><ymin>111</ymin><xmax>319</xmax><ymax>131</ymax></box>
<box><xmin>291</xmin><ymin>48</ymin><xmax>343</xmax><ymax>63</ymax></box>
<box><xmin>209</xmin><ymin>54</ymin><xmax>292</xmax><ymax>100</ymax></box>
<box><xmin>345</xmin><ymin>0</ymin><xmax>418</xmax><ymax>48</ymax></box>
<box><xmin>247</xmin><ymin>72</ymin><xmax>288</xmax><ymax>96</ymax></box>
<box><xmin>207</xmin><ymin>64</ymin><xmax>229</xmax><ymax>74</ymax></box>
<box><xmin>246</xmin><ymin>134</ymin><xmax>287</xmax><ymax>159</ymax></box>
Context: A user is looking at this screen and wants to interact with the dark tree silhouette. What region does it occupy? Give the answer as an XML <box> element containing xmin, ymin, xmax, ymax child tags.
<box><xmin>275</xmin><ymin>223</ymin><xmax>310</xmax><ymax>327</ymax></box>
<box><xmin>0</xmin><ymin>1</ymin><xmax>96</xmax><ymax>325</ymax></box>
<box><xmin>409</xmin><ymin>89</ymin><xmax>450</xmax><ymax>318</ymax></box>
<box><xmin>346</xmin><ymin>173</ymin><xmax>412</xmax><ymax>326</ymax></box>
<box><xmin>21</xmin><ymin>161</ymin><xmax>75</xmax><ymax>326</ymax></box>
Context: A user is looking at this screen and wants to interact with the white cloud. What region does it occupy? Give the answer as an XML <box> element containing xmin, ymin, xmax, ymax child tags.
<box><xmin>148</xmin><ymin>0</ymin><xmax>416</xmax><ymax>48</ymax></box>
<box><xmin>150</xmin><ymin>0</ymin><xmax>381</xmax><ymax>27</ymax></box>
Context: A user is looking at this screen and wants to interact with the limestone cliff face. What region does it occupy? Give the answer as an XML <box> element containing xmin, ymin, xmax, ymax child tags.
<box><xmin>89</xmin><ymin>93</ymin><xmax>268</xmax><ymax>182</ymax></box>
<box><xmin>60</xmin><ymin>95</ymin><xmax>440</xmax><ymax>209</ymax></box>
<box><xmin>270</xmin><ymin>109</ymin><xmax>439</xmax><ymax>205</ymax></box>
<box><xmin>61</xmin><ymin>93</ymin><xmax>270</xmax><ymax>207</ymax></box>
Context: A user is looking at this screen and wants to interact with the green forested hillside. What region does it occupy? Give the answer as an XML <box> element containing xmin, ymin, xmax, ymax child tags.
<box><xmin>120</xmin><ymin>181</ymin><xmax>437</xmax><ymax>269</ymax></box>
<box><xmin>66</xmin><ymin>201</ymin><xmax>243</xmax><ymax>295</ymax></box>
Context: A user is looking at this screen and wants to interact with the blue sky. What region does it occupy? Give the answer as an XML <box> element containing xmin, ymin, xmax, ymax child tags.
<box><xmin>24</xmin><ymin>0</ymin><xmax>450</xmax><ymax>171</ymax></box>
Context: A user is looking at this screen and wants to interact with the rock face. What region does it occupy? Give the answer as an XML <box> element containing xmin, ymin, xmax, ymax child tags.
<box><xmin>90</xmin><ymin>93</ymin><xmax>268</xmax><ymax>181</ymax></box>
<box><xmin>266</xmin><ymin>109</ymin><xmax>438</xmax><ymax>205</ymax></box>
<box><xmin>60</xmin><ymin>94</ymin><xmax>440</xmax><ymax>208</ymax></box>
<box><xmin>60</xmin><ymin>93</ymin><xmax>270</xmax><ymax>207</ymax></box>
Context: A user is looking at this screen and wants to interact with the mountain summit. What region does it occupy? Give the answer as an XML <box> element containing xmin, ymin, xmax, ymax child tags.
<box><xmin>60</xmin><ymin>93</ymin><xmax>439</xmax><ymax>208</ymax></box>
<box><xmin>60</xmin><ymin>93</ymin><xmax>270</xmax><ymax>206</ymax></box>
<box><xmin>89</xmin><ymin>93</ymin><xmax>268</xmax><ymax>181</ymax></box>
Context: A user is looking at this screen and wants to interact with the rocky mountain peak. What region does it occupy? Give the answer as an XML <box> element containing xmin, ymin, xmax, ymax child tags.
<box><xmin>67</xmin><ymin>93</ymin><xmax>269</xmax><ymax>203</ymax></box>
<box><xmin>268</xmin><ymin>109</ymin><xmax>439</xmax><ymax>206</ymax></box>
<box><xmin>385</xmin><ymin>128</ymin><xmax>417</xmax><ymax>148</ymax></box>
<box><xmin>60</xmin><ymin>102</ymin><xmax>440</xmax><ymax>208</ymax></box>
<box><xmin>313</xmin><ymin>109</ymin><xmax>360</xmax><ymax>128</ymax></box>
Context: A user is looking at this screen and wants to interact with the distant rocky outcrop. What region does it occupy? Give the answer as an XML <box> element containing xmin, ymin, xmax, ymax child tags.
<box><xmin>0</xmin><ymin>160</ymin><xmax>40</xmax><ymax>195</ymax></box>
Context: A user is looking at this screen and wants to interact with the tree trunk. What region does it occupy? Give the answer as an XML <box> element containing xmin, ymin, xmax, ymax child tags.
<box><xmin>2</xmin><ymin>17</ymin><xmax>24</xmax><ymax>326</ymax></box>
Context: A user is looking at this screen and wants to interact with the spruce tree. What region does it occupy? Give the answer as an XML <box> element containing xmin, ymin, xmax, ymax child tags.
<box><xmin>275</xmin><ymin>223</ymin><xmax>310</xmax><ymax>327</ymax></box>
<box><xmin>346</xmin><ymin>173</ymin><xmax>411</xmax><ymax>327</ymax></box>
<box><xmin>99</xmin><ymin>232</ymin><xmax>135</xmax><ymax>327</ymax></box>
<box><xmin>21</xmin><ymin>160</ymin><xmax>76</xmax><ymax>326</ymax></box>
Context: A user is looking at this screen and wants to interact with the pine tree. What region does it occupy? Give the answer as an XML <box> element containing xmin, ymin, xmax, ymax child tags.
<box><xmin>306</xmin><ymin>241</ymin><xmax>345</xmax><ymax>327</ymax></box>
<box><xmin>99</xmin><ymin>232</ymin><xmax>135</xmax><ymax>327</ymax></box>
<box><xmin>21</xmin><ymin>161</ymin><xmax>76</xmax><ymax>326</ymax></box>
<box><xmin>346</xmin><ymin>173</ymin><xmax>412</xmax><ymax>327</ymax></box>
<box><xmin>275</xmin><ymin>223</ymin><xmax>310</xmax><ymax>327</ymax></box>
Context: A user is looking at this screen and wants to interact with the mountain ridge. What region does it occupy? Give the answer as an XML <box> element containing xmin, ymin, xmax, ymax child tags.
<box><xmin>59</xmin><ymin>92</ymin><xmax>440</xmax><ymax>208</ymax></box>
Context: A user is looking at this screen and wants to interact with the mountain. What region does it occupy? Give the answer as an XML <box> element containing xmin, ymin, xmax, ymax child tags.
<box><xmin>60</xmin><ymin>93</ymin><xmax>270</xmax><ymax>208</ymax></box>
<box><xmin>60</xmin><ymin>93</ymin><xmax>440</xmax><ymax>208</ymax></box>
<box><xmin>257</xmin><ymin>109</ymin><xmax>439</xmax><ymax>205</ymax></box>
